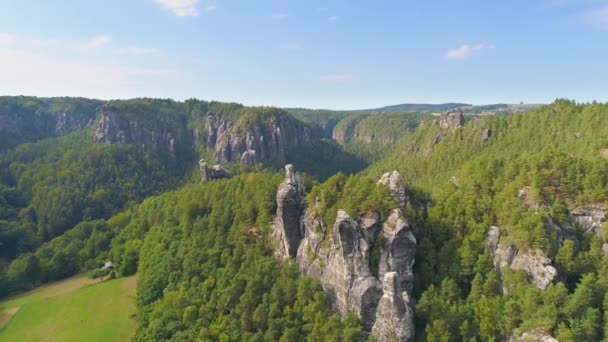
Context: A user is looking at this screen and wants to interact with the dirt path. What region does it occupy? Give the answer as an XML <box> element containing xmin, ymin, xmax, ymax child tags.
<box><xmin>0</xmin><ymin>306</ymin><xmax>21</xmax><ymax>330</ymax></box>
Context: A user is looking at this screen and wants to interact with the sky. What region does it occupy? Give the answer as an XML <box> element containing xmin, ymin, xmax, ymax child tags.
<box><xmin>1</xmin><ymin>0</ymin><xmax>607</xmax><ymax>109</ymax></box>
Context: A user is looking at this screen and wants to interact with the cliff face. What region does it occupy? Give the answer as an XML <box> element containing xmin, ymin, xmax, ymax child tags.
<box><xmin>93</xmin><ymin>105</ymin><xmax>182</xmax><ymax>157</ymax></box>
<box><xmin>0</xmin><ymin>97</ymin><xmax>100</xmax><ymax>150</ymax></box>
<box><xmin>487</xmin><ymin>226</ymin><xmax>558</xmax><ymax>290</ymax></box>
<box><xmin>272</xmin><ymin>166</ymin><xmax>416</xmax><ymax>341</ymax></box>
<box><xmin>206</xmin><ymin>112</ymin><xmax>314</xmax><ymax>165</ymax></box>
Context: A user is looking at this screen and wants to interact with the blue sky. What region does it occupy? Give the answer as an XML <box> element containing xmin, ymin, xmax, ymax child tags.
<box><xmin>1</xmin><ymin>0</ymin><xmax>607</xmax><ymax>109</ymax></box>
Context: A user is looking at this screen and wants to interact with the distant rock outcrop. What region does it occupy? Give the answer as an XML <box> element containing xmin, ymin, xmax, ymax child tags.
<box><xmin>570</xmin><ymin>205</ymin><xmax>607</xmax><ymax>235</ymax></box>
<box><xmin>205</xmin><ymin>112</ymin><xmax>314</xmax><ymax>165</ymax></box>
<box><xmin>94</xmin><ymin>105</ymin><xmax>180</xmax><ymax>157</ymax></box>
<box><xmin>507</xmin><ymin>328</ymin><xmax>558</xmax><ymax>342</ymax></box>
<box><xmin>272</xmin><ymin>166</ymin><xmax>416</xmax><ymax>341</ymax></box>
<box><xmin>482</xmin><ymin>128</ymin><xmax>492</xmax><ymax>141</ymax></box>
<box><xmin>439</xmin><ymin>109</ymin><xmax>464</xmax><ymax>129</ymax></box>
<box><xmin>377</xmin><ymin>171</ymin><xmax>408</xmax><ymax>209</ymax></box>
<box><xmin>199</xmin><ymin>159</ymin><xmax>231</xmax><ymax>182</ymax></box>
<box><xmin>487</xmin><ymin>226</ymin><xmax>557</xmax><ymax>290</ymax></box>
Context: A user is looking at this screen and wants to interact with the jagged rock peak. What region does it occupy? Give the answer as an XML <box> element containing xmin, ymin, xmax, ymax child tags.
<box><xmin>439</xmin><ymin>108</ymin><xmax>464</xmax><ymax>129</ymax></box>
<box><xmin>378</xmin><ymin>171</ymin><xmax>407</xmax><ymax>209</ymax></box>
<box><xmin>199</xmin><ymin>159</ymin><xmax>231</xmax><ymax>182</ymax></box>
<box><xmin>272</xmin><ymin>165</ymin><xmax>307</xmax><ymax>259</ymax></box>
<box><xmin>378</xmin><ymin>209</ymin><xmax>416</xmax><ymax>295</ymax></box>
<box><xmin>271</xmin><ymin>168</ymin><xmax>417</xmax><ymax>341</ymax></box>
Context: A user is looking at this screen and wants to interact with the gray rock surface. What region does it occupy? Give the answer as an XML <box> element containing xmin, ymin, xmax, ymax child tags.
<box><xmin>272</xmin><ymin>165</ymin><xmax>307</xmax><ymax>259</ymax></box>
<box><xmin>482</xmin><ymin>128</ymin><xmax>492</xmax><ymax>141</ymax></box>
<box><xmin>199</xmin><ymin>159</ymin><xmax>231</xmax><ymax>182</ymax></box>
<box><xmin>205</xmin><ymin>112</ymin><xmax>313</xmax><ymax>164</ymax></box>
<box><xmin>94</xmin><ymin>105</ymin><xmax>179</xmax><ymax>157</ymax></box>
<box><xmin>273</xmin><ymin>167</ymin><xmax>416</xmax><ymax>341</ymax></box>
<box><xmin>508</xmin><ymin>328</ymin><xmax>558</xmax><ymax>342</ymax></box>
<box><xmin>371</xmin><ymin>272</ymin><xmax>415</xmax><ymax>342</ymax></box>
<box><xmin>439</xmin><ymin>109</ymin><xmax>464</xmax><ymax>129</ymax></box>
<box><xmin>378</xmin><ymin>209</ymin><xmax>416</xmax><ymax>295</ymax></box>
<box><xmin>570</xmin><ymin>205</ymin><xmax>607</xmax><ymax>234</ymax></box>
<box><xmin>487</xmin><ymin>226</ymin><xmax>557</xmax><ymax>289</ymax></box>
<box><xmin>377</xmin><ymin>171</ymin><xmax>407</xmax><ymax>209</ymax></box>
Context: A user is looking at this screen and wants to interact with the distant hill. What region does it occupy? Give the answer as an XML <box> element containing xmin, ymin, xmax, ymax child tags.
<box><xmin>357</xmin><ymin>103</ymin><xmax>469</xmax><ymax>113</ymax></box>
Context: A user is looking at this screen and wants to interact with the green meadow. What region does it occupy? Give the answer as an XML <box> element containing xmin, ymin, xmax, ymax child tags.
<box><xmin>0</xmin><ymin>275</ymin><xmax>136</xmax><ymax>342</ymax></box>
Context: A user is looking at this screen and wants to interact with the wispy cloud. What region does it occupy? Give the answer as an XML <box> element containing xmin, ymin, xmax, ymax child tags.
<box><xmin>272</xmin><ymin>12</ymin><xmax>289</xmax><ymax>19</ymax></box>
<box><xmin>0</xmin><ymin>47</ymin><xmax>177</xmax><ymax>98</ymax></box>
<box><xmin>320</xmin><ymin>74</ymin><xmax>356</xmax><ymax>82</ymax></box>
<box><xmin>581</xmin><ymin>5</ymin><xmax>608</xmax><ymax>30</ymax></box>
<box><xmin>82</xmin><ymin>35</ymin><xmax>112</xmax><ymax>49</ymax></box>
<box><xmin>118</xmin><ymin>46</ymin><xmax>159</xmax><ymax>55</ymax></box>
<box><xmin>0</xmin><ymin>33</ymin><xmax>16</xmax><ymax>45</ymax></box>
<box><xmin>206</xmin><ymin>5</ymin><xmax>217</xmax><ymax>11</ymax></box>
<box><xmin>445</xmin><ymin>43</ymin><xmax>495</xmax><ymax>60</ymax></box>
<box><xmin>31</xmin><ymin>38</ymin><xmax>61</xmax><ymax>47</ymax></box>
<box><xmin>155</xmin><ymin>0</ymin><xmax>199</xmax><ymax>17</ymax></box>
<box><xmin>328</xmin><ymin>15</ymin><xmax>339</xmax><ymax>23</ymax></box>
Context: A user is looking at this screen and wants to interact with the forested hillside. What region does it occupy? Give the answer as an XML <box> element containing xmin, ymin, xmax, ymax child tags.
<box><xmin>3</xmin><ymin>96</ymin><xmax>608</xmax><ymax>341</ymax></box>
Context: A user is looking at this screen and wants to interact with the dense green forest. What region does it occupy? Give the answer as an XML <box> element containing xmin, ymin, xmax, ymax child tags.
<box><xmin>3</xmin><ymin>97</ymin><xmax>608</xmax><ymax>341</ymax></box>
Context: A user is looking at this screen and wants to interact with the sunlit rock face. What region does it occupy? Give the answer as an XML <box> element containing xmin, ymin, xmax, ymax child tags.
<box><xmin>272</xmin><ymin>166</ymin><xmax>417</xmax><ymax>341</ymax></box>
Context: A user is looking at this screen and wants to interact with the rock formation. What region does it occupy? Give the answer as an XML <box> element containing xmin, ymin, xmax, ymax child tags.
<box><xmin>205</xmin><ymin>112</ymin><xmax>313</xmax><ymax>165</ymax></box>
<box><xmin>507</xmin><ymin>328</ymin><xmax>558</xmax><ymax>342</ymax></box>
<box><xmin>439</xmin><ymin>109</ymin><xmax>464</xmax><ymax>129</ymax></box>
<box><xmin>199</xmin><ymin>159</ymin><xmax>231</xmax><ymax>182</ymax></box>
<box><xmin>94</xmin><ymin>105</ymin><xmax>180</xmax><ymax>157</ymax></box>
<box><xmin>0</xmin><ymin>97</ymin><xmax>100</xmax><ymax>150</ymax></box>
<box><xmin>487</xmin><ymin>226</ymin><xmax>557</xmax><ymax>290</ymax></box>
<box><xmin>570</xmin><ymin>205</ymin><xmax>607</xmax><ymax>234</ymax></box>
<box><xmin>377</xmin><ymin>171</ymin><xmax>408</xmax><ymax>209</ymax></box>
<box><xmin>273</xmin><ymin>165</ymin><xmax>306</xmax><ymax>259</ymax></box>
<box><xmin>272</xmin><ymin>166</ymin><xmax>416</xmax><ymax>341</ymax></box>
<box><xmin>482</xmin><ymin>128</ymin><xmax>492</xmax><ymax>141</ymax></box>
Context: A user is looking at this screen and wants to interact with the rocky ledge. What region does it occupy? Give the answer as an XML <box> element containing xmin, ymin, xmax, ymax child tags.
<box><xmin>272</xmin><ymin>166</ymin><xmax>416</xmax><ymax>341</ymax></box>
<box><xmin>205</xmin><ymin>111</ymin><xmax>314</xmax><ymax>165</ymax></box>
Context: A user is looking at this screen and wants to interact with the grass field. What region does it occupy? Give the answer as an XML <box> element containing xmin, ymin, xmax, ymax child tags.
<box><xmin>0</xmin><ymin>274</ymin><xmax>137</xmax><ymax>342</ymax></box>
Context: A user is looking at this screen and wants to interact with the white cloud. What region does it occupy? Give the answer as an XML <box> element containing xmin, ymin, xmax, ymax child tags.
<box><xmin>118</xmin><ymin>46</ymin><xmax>159</xmax><ymax>55</ymax></box>
<box><xmin>320</xmin><ymin>74</ymin><xmax>356</xmax><ymax>82</ymax></box>
<box><xmin>0</xmin><ymin>33</ymin><xmax>16</xmax><ymax>45</ymax></box>
<box><xmin>445</xmin><ymin>43</ymin><xmax>495</xmax><ymax>60</ymax></box>
<box><xmin>155</xmin><ymin>0</ymin><xmax>199</xmax><ymax>17</ymax></box>
<box><xmin>31</xmin><ymin>38</ymin><xmax>61</xmax><ymax>47</ymax></box>
<box><xmin>0</xmin><ymin>47</ymin><xmax>177</xmax><ymax>98</ymax></box>
<box><xmin>83</xmin><ymin>35</ymin><xmax>112</xmax><ymax>49</ymax></box>
<box><xmin>582</xmin><ymin>5</ymin><xmax>608</xmax><ymax>30</ymax></box>
<box><xmin>206</xmin><ymin>5</ymin><xmax>217</xmax><ymax>11</ymax></box>
<box><xmin>328</xmin><ymin>15</ymin><xmax>339</xmax><ymax>22</ymax></box>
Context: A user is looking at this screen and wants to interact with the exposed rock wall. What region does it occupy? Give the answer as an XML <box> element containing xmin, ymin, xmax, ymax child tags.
<box><xmin>439</xmin><ymin>109</ymin><xmax>464</xmax><ymax>129</ymax></box>
<box><xmin>199</xmin><ymin>159</ymin><xmax>231</xmax><ymax>182</ymax></box>
<box><xmin>0</xmin><ymin>97</ymin><xmax>100</xmax><ymax>150</ymax></box>
<box><xmin>273</xmin><ymin>165</ymin><xmax>307</xmax><ymax>259</ymax></box>
<box><xmin>272</xmin><ymin>166</ymin><xmax>416</xmax><ymax>341</ymax></box>
<box><xmin>487</xmin><ymin>226</ymin><xmax>558</xmax><ymax>290</ymax></box>
<box><xmin>206</xmin><ymin>112</ymin><xmax>314</xmax><ymax>165</ymax></box>
<box><xmin>93</xmin><ymin>105</ymin><xmax>180</xmax><ymax>157</ymax></box>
